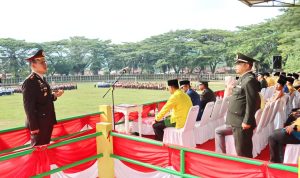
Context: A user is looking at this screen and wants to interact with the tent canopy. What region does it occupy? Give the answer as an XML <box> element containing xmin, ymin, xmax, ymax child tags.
<box><xmin>239</xmin><ymin>0</ymin><xmax>300</xmax><ymax>7</ymax></box>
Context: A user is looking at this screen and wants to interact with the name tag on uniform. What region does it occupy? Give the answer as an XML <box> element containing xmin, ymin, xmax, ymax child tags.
<box><xmin>236</xmin><ymin>85</ymin><xmax>242</xmax><ymax>88</ymax></box>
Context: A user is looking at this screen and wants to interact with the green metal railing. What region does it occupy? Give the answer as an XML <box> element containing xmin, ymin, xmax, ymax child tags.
<box><xmin>0</xmin><ymin>132</ymin><xmax>102</xmax><ymax>162</ymax></box>
<box><xmin>0</xmin><ymin>112</ymin><xmax>103</xmax><ymax>155</ymax></box>
<box><xmin>1</xmin><ymin>100</ymin><xmax>299</xmax><ymax>177</ymax></box>
<box><xmin>268</xmin><ymin>163</ymin><xmax>298</xmax><ymax>173</ymax></box>
<box><xmin>169</xmin><ymin>145</ymin><xmax>263</xmax><ymax>166</ymax></box>
<box><xmin>0</xmin><ymin>112</ymin><xmax>102</xmax><ymax>134</ymax></box>
<box><xmin>0</xmin><ymin>130</ymin><xmax>91</xmax><ymax>155</ymax></box>
<box><xmin>111</xmin><ymin>132</ymin><xmax>163</xmax><ymax>146</ymax></box>
<box><xmin>0</xmin><ymin>132</ymin><xmax>102</xmax><ymax>177</ymax></box>
<box><xmin>58</xmin><ymin>112</ymin><xmax>102</xmax><ymax>122</ymax></box>
<box><xmin>32</xmin><ymin>132</ymin><xmax>102</xmax><ymax>178</ymax></box>
<box><xmin>111</xmin><ymin>131</ymin><xmax>200</xmax><ymax>178</ymax></box>
<box><xmin>110</xmin><ymin>131</ymin><xmax>298</xmax><ymax>177</ymax></box>
<box><xmin>111</xmin><ymin>154</ymin><xmax>198</xmax><ymax>178</ymax></box>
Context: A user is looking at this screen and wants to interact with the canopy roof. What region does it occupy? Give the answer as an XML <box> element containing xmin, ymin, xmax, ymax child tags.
<box><xmin>239</xmin><ymin>0</ymin><xmax>300</xmax><ymax>7</ymax></box>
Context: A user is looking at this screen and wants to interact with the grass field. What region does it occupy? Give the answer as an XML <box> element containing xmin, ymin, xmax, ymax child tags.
<box><xmin>0</xmin><ymin>81</ymin><xmax>224</xmax><ymax>130</ymax></box>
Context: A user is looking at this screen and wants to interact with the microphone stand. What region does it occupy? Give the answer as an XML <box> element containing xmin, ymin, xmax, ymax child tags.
<box><xmin>102</xmin><ymin>69</ymin><xmax>126</xmax><ymax>130</ymax></box>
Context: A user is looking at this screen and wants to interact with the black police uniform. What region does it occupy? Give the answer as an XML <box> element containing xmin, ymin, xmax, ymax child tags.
<box><xmin>22</xmin><ymin>72</ymin><xmax>57</xmax><ymax>146</ymax></box>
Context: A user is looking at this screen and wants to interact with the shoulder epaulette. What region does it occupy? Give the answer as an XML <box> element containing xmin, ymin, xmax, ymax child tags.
<box><xmin>26</xmin><ymin>73</ymin><xmax>35</xmax><ymax>80</ymax></box>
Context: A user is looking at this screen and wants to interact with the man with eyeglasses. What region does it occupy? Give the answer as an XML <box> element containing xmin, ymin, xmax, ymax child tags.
<box><xmin>22</xmin><ymin>49</ymin><xmax>64</xmax><ymax>146</ymax></box>
<box><xmin>225</xmin><ymin>53</ymin><xmax>261</xmax><ymax>158</ymax></box>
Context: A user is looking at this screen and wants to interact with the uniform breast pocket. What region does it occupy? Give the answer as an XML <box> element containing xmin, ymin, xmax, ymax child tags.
<box><xmin>233</xmin><ymin>87</ymin><xmax>243</xmax><ymax>96</ymax></box>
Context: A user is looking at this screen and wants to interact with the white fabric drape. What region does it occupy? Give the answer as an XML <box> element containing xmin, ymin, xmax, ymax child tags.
<box><xmin>114</xmin><ymin>159</ymin><xmax>179</xmax><ymax>178</ymax></box>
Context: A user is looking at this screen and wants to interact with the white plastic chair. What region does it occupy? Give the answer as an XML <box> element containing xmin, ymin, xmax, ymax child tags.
<box><xmin>163</xmin><ymin>106</ymin><xmax>199</xmax><ymax>147</ymax></box>
<box><xmin>292</xmin><ymin>91</ymin><xmax>300</xmax><ymax>108</ymax></box>
<box><xmin>217</xmin><ymin>96</ymin><xmax>230</xmax><ymax>126</ymax></box>
<box><xmin>266</xmin><ymin>99</ymin><xmax>282</xmax><ymax>136</ymax></box>
<box><xmin>260</xmin><ymin>88</ymin><xmax>266</xmax><ymax>97</ymax></box>
<box><xmin>255</xmin><ymin>109</ymin><xmax>263</xmax><ymax>125</ymax></box>
<box><xmin>284</xmin><ymin>94</ymin><xmax>290</xmax><ymax>119</ymax></box>
<box><xmin>132</xmin><ymin>116</ymin><xmax>155</xmax><ymax>135</ymax></box>
<box><xmin>265</xmin><ymin>86</ymin><xmax>275</xmax><ymax>100</ymax></box>
<box><xmin>284</xmin><ymin>144</ymin><xmax>300</xmax><ymax>164</ymax></box>
<box><xmin>251</xmin><ymin>109</ymin><xmax>264</xmax><ymax>157</ymax></box>
<box><xmin>208</xmin><ymin>99</ymin><xmax>223</xmax><ymax>139</ymax></box>
<box><xmin>286</xmin><ymin>94</ymin><xmax>294</xmax><ymax>116</ymax></box>
<box><xmin>274</xmin><ymin>96</ymin><xmax>288</xmax><ymax>129</ymax></box>
<box><xmin>225</xmin><ymin>107</ymin><xmax>268</xmax><ymax>157</ymax></box>
<box><xmin>257</xmin><ymin>103</ymin><xmax>273</xmax><ymax>153</ymax></box>
<box><xmin>225</xmin><ymin>135</ymin><xmax>260</xmax><ymax>157</ymax></box>
<box><xmin>194</xmin><ymin>102</ymin><xmax>215</xmax><ymax>144</ymax></box>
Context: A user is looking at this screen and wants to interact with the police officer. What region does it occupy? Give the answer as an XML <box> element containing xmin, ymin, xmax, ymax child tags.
<box><xmin>22</xmin><ymin>49</ymin><xmax>64</xmax><ymax>146</ymax></box>
<box><xmin>226</xmin><ymin>53</ymin><xmax>261</xmax><ymax>158</ymax></box>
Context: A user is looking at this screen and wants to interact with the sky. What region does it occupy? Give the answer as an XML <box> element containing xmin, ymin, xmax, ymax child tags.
<box><xmin>0</xmin><ymin>0</ymin><xmax>283</xmax><ymax>43</ymax></box>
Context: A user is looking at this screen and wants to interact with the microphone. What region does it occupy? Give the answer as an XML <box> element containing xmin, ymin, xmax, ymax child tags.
<box><xmin>119</xmin><ymin>67</ymin><xmax>129</xmax><ymax>73</ymax></box>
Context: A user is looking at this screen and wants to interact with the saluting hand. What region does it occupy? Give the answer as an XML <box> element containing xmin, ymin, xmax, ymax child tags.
<box><xmin>242</xmin><ymin>123</ymin><xmax>251</xmax><ymax>130</ymax></box>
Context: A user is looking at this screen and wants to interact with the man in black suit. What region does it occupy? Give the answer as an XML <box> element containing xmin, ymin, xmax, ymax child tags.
<box><xmin>198</xmin><ymin>81</ymin><xmax>216</xmax><ymax>119</ymax></box>
<box><xmin>22</xmin><ymin>49</ymin><xmax>64</xmax><ymax>146</ymax></box>
<box><xmin>257</xmin><ymin>73</ymin><xmax>268</xmax><ymax>89</ymax></box>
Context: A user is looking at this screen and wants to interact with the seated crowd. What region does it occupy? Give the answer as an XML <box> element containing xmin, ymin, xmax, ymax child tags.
<box><xmin>115</xmin><ymin>81</ymin><xmax>167</xmax><ymax>90</ymax></box>
<box><xmin>128</xmin><ymin>52</ymin><xmax>300</xmax><ymax>164</ymax></box>
<box><xmin>51</xmin><ymin>83</ymin><xmax>78</xmax><ymax>91</ymax></box>
<box><xmin>6</xmin><ymin>83</ymin><xmax>78</xmax><ymax>94</ymax></box>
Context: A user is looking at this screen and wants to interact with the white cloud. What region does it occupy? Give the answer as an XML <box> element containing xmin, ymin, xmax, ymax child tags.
<box><xmin>0</xmin><ymin>0</ymin><xmax>282</xmax><ymax>43</ymax></box>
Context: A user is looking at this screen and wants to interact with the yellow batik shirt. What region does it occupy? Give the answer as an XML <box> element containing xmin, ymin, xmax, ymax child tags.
<box><xmin>156</xmin><ymin>89</ymin><xmax>193</xmax><ymax>129</ymax></box>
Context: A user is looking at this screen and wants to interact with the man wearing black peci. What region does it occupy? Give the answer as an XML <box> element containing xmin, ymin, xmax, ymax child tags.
<box><xmin>198</xmin><ymin>81</ymin><xmax>216</xmax><ymax>119</ymax></box>
<box><xmin>22</xmin><ymin>49</ymin><xmax>64</xmax><ymax>146</ymax></box>
<box><xmin>180</xmin><ymin>80</ymin><xmax>202</xmax><ymax>121</ymax></box>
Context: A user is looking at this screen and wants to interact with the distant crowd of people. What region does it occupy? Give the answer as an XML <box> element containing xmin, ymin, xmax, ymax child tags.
<box><xmin>0</xmin><ymin>87</ymin><xmax>14</xmax><ymax>96</ymax></box>
<box><xmin>51</xmin><ymin>83</ymin><xmax>78</xmax><ymax>91</ymax></box>
<box><xmin>114</xmin><ymin>82</ymin><xmax>167</xmax><ymax>90</ymax></box>
<box><xmin>257</xmin><ymin>72</ymin><xmax>300</xmax><ymax>91</ymax></box>
<box><xmin>1</xmin><ymin>83</ymin><xmax>77</xmax><ymax>95</ymax></box>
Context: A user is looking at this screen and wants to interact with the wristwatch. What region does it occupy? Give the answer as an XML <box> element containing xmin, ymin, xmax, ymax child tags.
<box><xmin>293</xmin><ymin>125</ymin><xmax>298</xmax><ymax>131</ymax></box>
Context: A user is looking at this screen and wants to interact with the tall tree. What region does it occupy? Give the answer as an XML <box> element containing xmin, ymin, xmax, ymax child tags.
<box><xmin>67</xmin><ymin>36</ymin><xmax>92</xmax><ymax>75</ymax></box>
<box><xmin>0</xmin><ymin>38</ymin><xmax>36</xmax><ymax>77</ymax></box>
